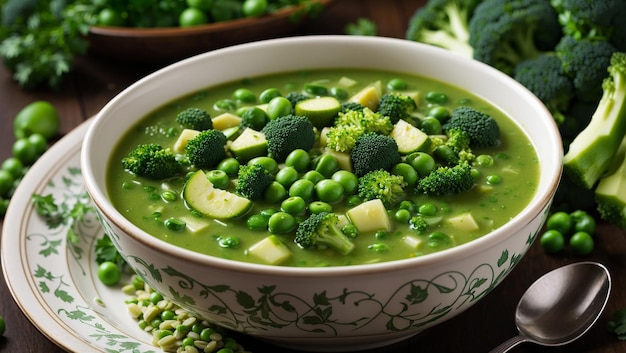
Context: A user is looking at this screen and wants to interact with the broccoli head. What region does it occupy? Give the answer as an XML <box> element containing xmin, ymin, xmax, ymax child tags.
<box><xmin>376</xmin><ymin>93</ymin><xmax>417</xmax><ymax>124</ymax></box>
<box><xmin>357</xmin><ymin>169</ymin><xmax>407</xmax><ymax>207</ymax></box>
<box><xmin>409</xmin><ymin>215</ymin><xmax>430</xmax><ymax>233</ymax></box>
<box><xmin>285</xmin><ymin>92</ymin><xmax>309</xmax><ymax>108</ymax></box>
<box><xmin>469</xmin><ymin>0</ymin><xmax>562</xmax><ymax>75</ymax></box>
<box><xmin>432</xmin><ymin>127</ymin><xmax>475</xmax><ymax>165</ymax></box>
<box><xmin>235</xmin><ymin>163</ymin><xmax>274</xmax><ymax>200</ymax></box>
<box><xmin>334</xmin><ymin>107</ymin><xmax>394</xmax><ymax>135</ymax></box>
<box><xmin>405</xmin><ymin>0</ymin><xmax>481</xmax><ymax>57</ymax></box>
<box><xmin>294</xmin><ymin>212</ymin><xmax>356</xmax><ymax>255</ymax></box>
<box><xmin>555</xmin><ymin>36</ymin><xmax>617</xmax><ymax>103</ymax></box>
<box><xmin>185</xmin><ymin>129</ymin><xmax>228</xmax><ymax>169</ymax></box>
<box><xmin>513</xmin><ymin>53</ymin><xmax>575</xmax><ymax>125</ymax></box>
<box><xmin>176</xmin><ymin>107</ymin><xmax>213</xmax><ymax>131</ymax></box>
<box><xmin>340</xmin><ymin>101</ymin><xmax>365</xmax><ymax>114</ymax></box>
<box><xmin>351</xmin><ymin>133</ymin><xmax>402</xmax><ymax>177</ymax></box>
<box><xmin>261</xmin><ymin>114</ymin><xmax>316</xmax><ymax>161</ymax></box>
<box><xmin>550</xmin><ymin>0</ymin><xmax>625</xmax><ymax>41</ymax></box>
<box><xmin>122</xmin><ymin>143</ymin><xmax>183</xmax><ymax>180</ymax></box>
<box><xmin>443</xmin><ymin>106</ymin><xmax>500</xmax><ymax>147</ymax></box>
<box><xmin>325</xmin><ymin>124</ymin><xmax>366</xmax><ymax>152</ymax></box>
<box><xmin>415</xmin><ymin>161</ymin><xmax>474</xmax><ymax>196</ymax></box>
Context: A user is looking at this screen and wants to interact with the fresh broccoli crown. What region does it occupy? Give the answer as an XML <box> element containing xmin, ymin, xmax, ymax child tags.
<box><xmin>443</xmin><ymin>106</ymin><xmax>500</xmax><ymax>147</ymax></box>
<box><xmin>325</xmin><ymin>124</ymin><xmax>366</xmax><ymax>152</ymax></box>
<box><xmin>334</xmin><ymin>107</ymin><xmax>394</xmax><ymax>135</ymax></box>
<box><xmin>294</xmin><ymin>212</ymin><xmax>356</xmax><ymax>255</ymax></box>
<box><xmin>376</xmin><ymin>93</ymin><xmax>417</xmax><ymax>124</ymax></box>
<box><xmin>261</xmin><ymin>114</ymin><xmax>316</xmax><ymax>161</ymax></box>
<box><xmin>563</xmin><ymin>52</ymin><xmax>626</xmax><ymax>189</ymax></box>
<box><xmin>340</xmin><ymin>101</ymin><xmax>365</xmax><ymax>114</ymax></box>
<box><xmin>175</xmin><ymin>107</ymin><xmax>213</xmax><ymax>131</ymax></box>
<box><xmin>357</xmin><ymin>169</ymin><xmax>407</xmax><ymax>207</ymax></box>
<box><xmin>469</xmin><ymin>0</ymin><xmax>562</xmax><ymax>75</ymax></box>
<box><xmin>409</xmin><ymin>215</ymin><xmax>430</xmax><ymax>232</ymax></box>
<box><xmin>550</xmin><ymin>0</ymin><xmax>623</xmax><ymax>40</ymax></box>
<box><xmin>185</xmin><ymin>129</ymin><xmax>227</xmax><ymax>169</ymax></box>
<box><xmin>415</xmin><ymin>161</ymin><xmax>475</xmax><ymax>196</ymax></box>
<box><xmin>556</xmin><ymin>36</ymin><xmax>617</xmax><ymax>103</ymax></box>
<box><xmin>350</xmin><ymin>133</ymin><xmax>402</xmax><ymax>177</ymax></box>
<box><xmin>122</xmin><ymin>143</ymin><xmax>183</xmax><ymax>180</ymax></box>
<box><xmin>285</xmin><ymin>92</ymin><xmax>309</xmax><ymax>108</ymax></box>
<box><xmin>235</xmin><ymin>163</ymin><xmax>274</xmax><ymax>200</ymax></box>
<box><xmin>513</xmin><ymin>53</ymin><xmax>575</xmax><ymax>124</ymax></box>
<box><xmin>405</xmin><ymin>0</ymin><xmax>480</xmax><ymax>57</ymax></box>
<box><xmin>433</xmin><ymin>128</ymin><xmax>475</xmax><ymax>165</ymax></box>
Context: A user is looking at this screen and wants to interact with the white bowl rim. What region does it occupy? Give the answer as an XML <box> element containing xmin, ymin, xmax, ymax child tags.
<box><xmin>82</xmin><ymin>35</ymin><xmax>563</xmax><ymax>278</ymax></box>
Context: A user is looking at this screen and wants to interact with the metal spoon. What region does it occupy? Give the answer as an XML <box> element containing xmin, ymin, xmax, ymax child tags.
<box><xmin>489</xmin><ymin>261</ymin><xmax>611</xmax><ymax>353</ymax></box>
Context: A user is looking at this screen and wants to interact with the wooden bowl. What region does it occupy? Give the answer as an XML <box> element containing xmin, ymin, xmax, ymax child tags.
<box><xmin>87</xmin><ymin>0</ymin><xmax>334</xmax><ymax>63</ymax></box>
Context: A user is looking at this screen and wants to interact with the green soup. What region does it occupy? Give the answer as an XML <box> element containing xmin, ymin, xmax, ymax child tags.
<box><xmin>107</xmin><ymin>69</ymin><xmax>539</xmax><ymax>267</ymax></box>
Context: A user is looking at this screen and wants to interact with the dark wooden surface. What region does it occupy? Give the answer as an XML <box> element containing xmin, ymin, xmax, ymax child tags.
<box><xmin>1</xmin><ymin>1</ymin><xmax>626</xmax><ymax>352</ymax></box>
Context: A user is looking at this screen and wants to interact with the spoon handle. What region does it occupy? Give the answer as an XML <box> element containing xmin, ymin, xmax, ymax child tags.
<box><xmin>488</xmin><ymin>335</ymin><xmax>530</xmax><ymax>353</ymax></box>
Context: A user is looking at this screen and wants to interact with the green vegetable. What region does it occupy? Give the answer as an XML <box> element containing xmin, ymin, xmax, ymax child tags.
<box><xmin>376</xmin><ymin>93</ymin><xmax>417</xmax><ymax>124</ymax></box>
<box><xmin>176</xmin><ymin>107</ymin><xmax>213</xmax><ymax>131</ymax></box>
<box><xmin>294</xmin><ymin>212</ymin><xmax>356</xmax><ymax>255</ymax></box>
<box><xmin>545</xmin><ymin>211</ymin><xmax>573</xmax><ymax>235</ymax></box>
<box><xmin>608</xmin><ymin>308</ymin><xmax>626</xmax><ymax>341</ymax></box>
<box><xmin>405</xmin><ymin>0</ymin><xmax>480</xmax><ymax>57</ymax></box>
<box><xmin>539</xmin><ymin>229</ymin><xmax>565</xmax><ymax>253</ymax></box>
<box><xmin>261</xmin><ymin>114</ymin><xmax>316</xmax><ymax>161</ymax></box>
<box><xmin>357</xmin><ymin>169</ymin><xmax>406</xmax><ymax>208</ymax></box>
<box><xmin>569</xmin><ymin>231</ymin><xmax>594</xmax><ymax>255</ymax></box>
<box><xmin>350</xmin><ymin>133</ymin><xmax>401</xmax><ymax>177</ymax></box>
<box><xmin>97</xmin><ymin>261</ymin><xmax>122</xmax><ymax>286</ymax></box>
<box><xmin>443</xmin><ymin>106</ymin><xmax>500</xmax><ymax>148</ymax></box>
<box><xmin>235</xmin><ymin>163</ymin><xmax>274</xmax><ymax>200</ymax></box>
<box><xmin>345</xmin><ymin>17</ymin><xmax>377</xmax><ymax>36</ymax></box>
<box><xmin>595</xmin><ymin>134</ymin><xmax>626</xmax><ymax>229</ymax></box>
<box><xmin>184</xmin><ymin>170</ymin><xmax>253</xmax><ymax>219</ymax></box>
<box><xmin>550</xmin><ymin>0</ymin><xmax>626</xmax><ymax>43</ymax></box>
<box><xmin>13</xmin><ymin>101</ymin><xmax>60</xmax><ymax>140</ymax></box>
<box><xmin>31</xmin><ymin>192</ymin><xmax>95</xmax><ymax>245</ymax></box>
<box><xmin>415</xmin><ymin>161</ymin><xmax>474</xmax><ymax>196</ymax></box>
<box><xmin>179</xmin><ymin>7</ymin><xmax>208</xmax><ymax>26</ymax></box>
<box><xmin>122</xmin><ymin>143</ymin><xmax>183</xmax><ymax>180</ymax></box>
<box><xmin>185</xmin><ymin>129</ymin><xmax>228</xmax><ymax>169</ymax></box>
<box><xmin>0</xmin><ymin>315</ymin><xmax>5</xmax><ymax>336</ymax></box>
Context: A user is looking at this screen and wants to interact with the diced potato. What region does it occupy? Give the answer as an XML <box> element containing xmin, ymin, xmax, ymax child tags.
<box><xmin>180</xmin><ymin>215</ymin><xmax>211</xmax><ymax>233</ymax></box>
<box><xmin>319</xmin><ymin>126</ymin><xmax>331</xmax><ymax>146</ymax></box>
<box><xmin>173</xmin><ymin>128</ymin><xmax>201</xmax><ymax>153</ymax></box>
<box><xmin>349</xmin><ymin>81</ymin><xmax>382</xmax><ymax>110</ymax></box>
<box><xmin>212</xmin><ymin>113</ymin><xmax>241</xmax><ymax>130</ymax></box>
<box><xmin>402</xmin><ymin>234</ymin><xmax>423</xmax><ymax>249</ymax></box>
<box><xmin>390</xmin><ymin>119</ymin><xmax>431</xmax><ymax>155</ymax></box>
<box><xmin>446</xmin><ymin>212</ymin><xmax>480</xmax><ymax>232</ymax></box>
<box><xmin>248</xmin><ymin>235</ymin><xmax>292</xmax><ymax>265</ymax></box>
<box><xmin>338</xmin><ymin>76</ymin><xmax>357</xmax><ymax>87</ymax></box>
<box><xmin>346</xmin><ymin>199</ymin><xmax>391</xmax><ymax>233</ymax></box>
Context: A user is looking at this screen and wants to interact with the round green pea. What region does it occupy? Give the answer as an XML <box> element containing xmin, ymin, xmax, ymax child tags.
<box><xmin>391</xmin><ymin>163</ymin><xmax>418</xmax><ymax>187</ymax></box>
<box><xmin>387</xmin><ymin>78</ymin><xmax>408</xmax><ymax>91</ymax></box>
<box><xmin>418</xmin><ymin>203</ymin><xmax>437</xmax><ymax>216</ymax></box>
<box><xmin>247</xmin><ymin>213</ymin><xmax>269</xmax><ymax>230</ymax></box>
<box><xmin>266</xmin><ymin>96</ymin><xmax>293</xmax><ymax>120</ymax></box>
<box><xmin>570</xmin><ymin>210</ymin><xmax>596</xmax><ymax>235</ymax></box>
<box><xmin>241</xmin><ymin>107</ymin><xmax>269</xmax><ymax>130</ymax></box>
<box><xmin>486</xmin><ymin>174</ymin><xmax>502</xmax><ymax>185</ymax></box>
<box><xmin>395</xmin><ymin>208</ymin><xmax>411</xmax><ymax>223</ymax></box>
<box><xmin>214</xmin><ymin>99</ymin><xmax>237</xmax><ymax>111</ymax></box>
<box><xmin>314</xmin><ymin>179</ymin><xmax>344</xmax><ymax>203</ymax></box>
<box><xmin>570</xmin><ymin>231</ymin><xmax>594</xmax><ymax>255</ymax></box>
<box><xmin>0</xmin><ymin>170</ymin><xmax>14</xmax><ymax>198</ymax></box>
<box><xmin>426</xmin><ymin>106</ymin><xmax>450</xmax><ymax>121</ymax></box>
<box><xmin>331</xmin><ymin>170</ymin><xmax>358</xmax><ymax>194</ymax></box>
<box><xmin>315</xmin><ymin>153</ymin><xmax>339</xmax><ymax>177</ymax></box>
<box><xmin>546</xmin><ymin>211</ymin><xmax>573</xmax><ymax>236</ymax></box>
<box><xmin>420</xmin><ymin>117</ymin><xmax>442</xmax><ymax>135</ymax></box>
<box><xmin>264</xmin><ymin>181</ymin><xmax>288</xmax><ymax>204</ymax></box>
<box><xmin>304</xmin><ymin>83</ymin><xmax>328</xmax><ymax>96</ymax></box>
<box><xmin>475</xmin><ymin>154</ymin><xmax>494</xmax><ymax>167</ymax></box>
<box><xmin>217</xmin><ymin>157</ymin><xmax>240</xmax><ymax>176</ymax></box>
<box><xmin>2</xmin><ymin>157</ymin><xmax>24</xmax><ymax>178</ymax></box>
<box><xmin>425</xmin><ymin>91</ymin><xmax>448</xmax><ymax>105</ymax></box>
<box><xmin>97</xmin><ymin>261</ymin><xmax>122</xmax><ymax>286</ymax></box>
<box><xmin>540</xmin><ymin>229</ymin><xmax>565</xmax><ymax>253</ymax></box>
<box><xmin>285</xmin><ymin>149</ymin><xmax>311</xmax><ymax>172</ymax></box>
<box><xmin>259</xmin><ymin>88</ymin><xmax>282</xmax><ymax>103</ymax></box>
<box><xmin>330</xmin><ymin>87</ymin><xmax>348</xmax><ymax>100</ymax></box>
<box><xmin>302</xmin><ymin>170</ymin><xmax>324</xmax><ymax>184</ymax></box>
<box><xmin>249</xmin><ymin>156</ymin><xmax>278</xmax><ymax>174</ymax></box>
<box><xmin>281</xmin><ymin>196</ymin><xmax>306</xmax><ymax>215</ymax></box>
<box><xmin>406</xmin><ymin>152</ymin><xmax>436</xmax><ymax>177</ymax></box>
<box><xmin>233</xmin><ymin>88</ymin><xmax>256</xmax><ymax>103</ymax></box>
<box><xmin>206</xmin><ymin>169</ymin><xmax>230</xmax><ymax>189</ymax></box>
<box><xmin>275</xmin><ymin>166</ymin><xmax>299</xmax><ymax>187</ymax></box>
<box><xmin>309</xmin><ymin>200</ymin><xmax>332</xmax><ymax>214</ymax></box>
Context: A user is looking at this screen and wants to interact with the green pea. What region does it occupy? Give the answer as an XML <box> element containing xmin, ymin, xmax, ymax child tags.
<box><xmin>309</xmin><ymin>201</ymin><xmax>332</xmax><ymax>214</ymax></box>
<box><xmin>330</xmin><ymin>87</ymin><xmax>348</xmax><ymax>100</ymax></box>
<box><xmin>260</xmin><ymin>208</ymin><xmax>277</xmax><ymax>217</ymax></box>
<box><xmin>218</xmin><ymin>236</ymin><xmax>240</xmax><ymax>248</ymax></box>
<box><xmin>268</xmin><ymin>211</ymin><xmax>297</xmax><ymax>233</ymax></box>
<box><xmin>164</xmin><ymin>218</ymin><xmax>186</xmax><ymax>231</ymax></box>
<box><xmin>486</xmin><ymin>174</ymin><xmax>502</xmax><ymax>185</ymax></box>
<box><xmin>406</xmin><ymin>152</ymin><xmax>436</xmax><ymax>177</ymax></box>
<box><xmin>217</xmin><ymin>157</ymin><xmax>240</xmax><ymax>176</ymax></box>
<box><xmin>28</xmin><ymin>133</ymin><xmax>48</xmax><ymax>156</ymax></box>
<box><xmin>275</xmin><ymin>166</ymin><xmax>299</xmax><ymax>187</ymax></box>
<box><xmin>12</xmin><ymin>137</ymin><xmax>39</xmax><ymax>165</ymax></box>
<box><xmin>398</xmin><ymin>200</ymin><xmax>417</xmax><ymax>213</ymax></box>
<box><xmin>570</xmin><ymin>210</ymin><xmax>597</xmax><ymax>235</ymax></box>
<box><xmin>395</xmin><ymin>208</ymin><xmax>411</xmax><ymax>223</ymax></box>
<box><xmin>427</xmin><ymin>231</ymin><xmax>452</xmax><ymax>248</ymax></box>
<box><xmin>570</xmin><ymin>231</ymin><xmax>594</xmax><ymax>255</ymax></box>
<box><xmin>315</xmin><ymin>153</ymin><xmax>339</xmax><ymax>177</ymax></box>
<box><xmin>342</xmin><ymin>223</ymin><xmax>359</xmax><ymax>238</ymax></box>
<box><xmin>2</xmin><ymin>157</ymin><xmax>24</xmax><ymax>178</ymax></box>
<box><xmin>259</xmin><ymin>88</ymin><xmax>282</xmax><ymax>103</ymax></box>
<box><xmin>345</xmin><ymin>195</ymin><xmax>362</xmax><ymax>207</ymax></box>
<box><xmin>285</xmin><ymin>149</ymin><xmax>311</xmax><ymax>172</ymax></box>
<box><xmin>150</xmin><ymin>292</ymin><xmax>164</xmax><ymax>304</ymax></box>
<box><xmin>214</xmin><ymin>98</ymin><xmax>237</xmax><ymax>111</ymax></box>
<box><xmin>97</xmin><ymin>261</ymin><xmax>122</xmax><ymax>286</ymax></box>
<box><xmin>368</xmin><ymin>243</ymin><xmax>389</xmax><ymax>253</ymax></box>
<box><xmin>249</xmin><ymin>156</ymin><xmax>278</xmax><ymax>174</ymax></box>
<box><xmin>546</xmin><ymin>211</ymin><xmax>573</xmax><ymax>236</ymax></box>
<box><xmin>233</xmin><ymin>88</ymin><xmax>256</xmax><ymax>103</ymax></box>
<box><xmin>247</xmin><ymin>213</ymin><xmax>269</xmax><ymax>230</ymax></box>
<box><xmin>315</xmin><ymin>179</ymin><xmax>344</xmax><ymax>203</ymax></box>
<box><xmin>302</xmin><ymin>170</ymin><xmax>324</xmax><ymax>184</ymax></box>
<box><xmin>426</xmin><ymin>106</ymin><xmax>450</xmax><ymax>121</ymax></box>
<box><xmin>266</xmin><ymin>96</ymin><xmax>293</xmax><ymax>120</ymax></box>
<box><xmin>0</xmin><ymin>198</ymin><xmax>8</xmax><ymax>217</ymax></box>
<box><xmin>420</xmin><ymin>117</ymin><xmax>442</xmax><ymax>135</ymax></box>
<box><xmin>160</xmin><ymin>190</ymin><xmax>177</xmax><ymax>202</ymax></box>
<box><xmin>281</xmin><ymin>196</ymin><xmax>307</xmax><ymax>215</ymax></box>
<box><xmin>425</xmin><ymin>91</ymin><xmax>448</xmax><ymax>105</ymax></box>
<box><xmin>387</xmin><ymin>78</ymin><xmax>408</xmax><ymax>91</ymax></box>
<box><xmin>0</xmin><ymin>170</ymin><xmax>14</xmax><ymax>198</ymax></box>
<box><xmin>264</xmin><ymin>181</ymin><xmax>288</xmax><ymax>204</ymax></box>
<box><xmin>206</xmin><ymin>169</ymin><xmax>230</xmax><ymax>189</ymax></box>
<box><xmin>241</xmin><ymin>106</ymin><xmax>269</xmax><ymax>130</ymax></box>
<box><xmin>200</xmin><ymin>328</ymin><xmax>216</xmax><ymax>341</ymax></box>
<box><xmin>475</xmin><ymin>154</ymin><xmax>494</xmax><ymax>167</ymax></box>
<box><xmin>331</xmin><ymin>170</ymin><xmax>358</xmax><ymax>194</ymax></box>
<box><xmin>391</xmin><ymin>163</ymin><xmax>418</xmax><ymax>187</ymax></box>
<box><xmin>540</xmin><ymin>229</ymin><xmax>564</xmax><ymax>253</ymax></box>
<box><xmin>418</xmin><ymin>203</ymin><xmax>437</xmax><ymax>216</ymax></box>
<box><xmin>304</xmin><ymin>83</ymin><xmax>328</xmax><ymax>96</ymax></box>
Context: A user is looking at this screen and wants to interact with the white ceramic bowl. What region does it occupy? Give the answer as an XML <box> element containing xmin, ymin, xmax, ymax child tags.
<box><xmin>81</xmin><ymin>35</ymin><xmax>562</xmax><ymax>352</ymax></box>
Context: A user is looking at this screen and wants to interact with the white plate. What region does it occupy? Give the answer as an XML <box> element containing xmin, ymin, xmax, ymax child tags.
<box><xmin>1</xmin><ymin>120</ymin><xmax>162</xmax><ymax>352</ymax></box>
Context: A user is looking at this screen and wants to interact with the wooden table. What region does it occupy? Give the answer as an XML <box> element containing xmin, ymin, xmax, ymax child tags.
<box><xmin>1</xmin><ymin>1</ymin><xmax>626</xmax><ymax>352</ymax></box>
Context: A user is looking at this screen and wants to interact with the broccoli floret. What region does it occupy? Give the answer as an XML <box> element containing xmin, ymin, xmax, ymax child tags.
<box><xmin>415</xmin><ymin>161</ymin><xmax>474</xmax><ymax>196</ymax></box>
<box><xmin>555</xmin><ymin>36</ymin><xmax>617</xmax><ymax>103</ymax></box>
<box><xmin>340</xmin><ymin>101</ymin><xmax>365</xmax><ymax>114</ymax></box>
<box><xmin>294</xmin><ymin>212</ymin><xmax>356</xmax><ymax>255</ymax></box>
<box><xmin>376</xmin><ymin>93</ymin><xmax>417</xmax><ymax>124</ymax></box>
<box><xmin>469</xmin><ymin>0</ymin><xmax>562</xmax><ymax>75</ymax></box>
<box><xmin>325</xmin><ymin>124</ymin><xmax>366</xmax><ymax>152</ymax></box>
<box><xmin>513</xmin><ymin>53</ymin><xmax>575</xmax><ymax>125</ymax></box>
<box><xmin>350</xmin><ymin>133</ymin><xmax>402</xmax><ymax>177</ymax></box>
<box><xmin>596</xmin><ymin>136</ymin><xmax>626</xmax><ymax>229</ymax></box>
<box><xmin>235</xmin><ymin>163</ymin><xmax>274</xmax><ymax>200</ymax></box>
<box><xmin>175</xmin><ymin>107</ymin><xmax>213</xmax><ymax>131</ymax></box>
<box><xmin>443</xmin><ymin>106</ymin><xmax>500</xmax><ymax>148</ymax></box>
<box><xmin>185</xmin><ymin>129</ymin><xmax>228</xmax><ymax>169</ymax></box>
<box><xmin>409</xmin><ymin>215</ymin><xmax>430</xmax><ymax>232</ymax></box>
<box><xmin>357</xmin><ymin>169</ymin><xmax>407</xmax><ymax>207</ymax></box>
<box><xmin>261</xmin><ymin>114</ymin><xmax>316</xmax><ymax>161</ymax></box>
<box><xmin>405</xmin><ymin>0</ymin><xmax>480</xmax><ymax>57</ymax></box>
<box><xmin>432</xmin><ymin>127</ymin><xmax>475</xmax><ymax>165</ymax></box>
<box><xmin>550</xmin><ymin>0</ymin><xmax>624</xmax><ymax>40</ymax></box>
<box><xmin>325</xmin><ymin>108</ymin><xmax>394</xmax><ymax>153</ymax></box>
<box><xmin>285</xmin><ymin>92</ymin><xmax>309</xmax><ymax>108</ymax></box>
<box><xmin>563</xmin><ymin>52</ymin><xmax>626</xmax><ymax>189</ymax></box>
<box><xmin>122</xmin><ymin>143</ymin><xmax>183</xmax><ymax>180</ymax></box>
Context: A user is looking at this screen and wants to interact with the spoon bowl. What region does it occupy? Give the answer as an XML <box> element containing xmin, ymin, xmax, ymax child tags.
<box><xmin>490</xmin><ymin>261</ymin><xmax>611</xmax><ymax>353</ymax></box>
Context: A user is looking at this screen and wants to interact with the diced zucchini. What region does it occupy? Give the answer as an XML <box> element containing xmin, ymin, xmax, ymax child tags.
<box><xmin>349</xmin><ymin>81</ymin><xmax>382</xmax><ymax>110</ymax></box>
<box><xmin>248</xmin><ymin>235</ymin><xmax>292</xmax><ymax>265</ymax></box>
<box><xmin>229</xmin><ymin>128</ymin><xmax>268</xmax><ymax>162</ymax></box>
<box><xmin>390</xmin><ymin>119</ymin><xmax>431</xmax><ymax>155</ymax></box>
<box><xmin>179</xmin><ymin>215</ymin><xmax>212</xmax><ymax>233</ymax></box>
<box><xmin>338</xmin><ymin>76</ymin><xmax>357</xmax><ymax>87</ymax></box>
<box><xmin>221</xmin><ymin>125</ymin><xmax>241</xmax><ymax>140</ymax></box>
<box><xmin>295</xmin><ymin>96</ymin><xmax>341</xmax><ymax>128</ymax></box>
<box><xmin>212</xmin><ymin>112</ymin><xmax>242</xmax><ymax>130</ymax></box>
<box><xmin>346</xmin><ymin>199</ymin><xmax>391</xmax><ymax>233</ymax></box>
<box><xmin>173</xmin><ymin>128</ymin><xmax>201</xmax><ymax>153</ymax></box>
<box><xmin>446</xmin><ymin>212</ymin><xmax>480</xmax><ymax>232</ymax></box>
<box><xmin>183</xmin><ymin>170</ymin><xmax>252</xmax><ymax>220</ymax></box>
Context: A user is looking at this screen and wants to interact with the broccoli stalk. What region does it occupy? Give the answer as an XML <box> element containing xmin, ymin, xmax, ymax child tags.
<box><xmin>563</xmin><ymin>52</ymin><xmax>626</xmax><ymax>189</ymax></box>
<box><xmin>595</xmin><ymin>135</ymin><xmax>626</xmax><ymax>229</ymax></box>
<box><xmin>294</xmin><ymin>212</ymin><xmax>356</xmax><ymax>255</ymax></box>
